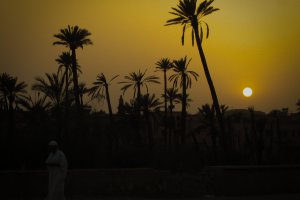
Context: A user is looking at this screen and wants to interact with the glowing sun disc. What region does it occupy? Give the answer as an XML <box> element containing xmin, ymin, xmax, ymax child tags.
<box><xmin>243</xmin><ymin>87</ymin><xmax>253</xmax><ymax>97</ymax></box>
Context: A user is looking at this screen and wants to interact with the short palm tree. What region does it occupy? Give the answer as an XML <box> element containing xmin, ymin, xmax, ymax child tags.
<box><xmin>119</xmin><ymin>70</ymin><xmax>159</xmax><ymax>143</ymax></box>
<box><xmin>78</xmin><ymin>82</ymin><xmax>89</xmax><ymax>107</ymax></box>
<box><xmin>119</xmin><ymin>70</ymin><xmax>160</xmax><ymax>107</ymax></box>
<box><xmin>0</xmin><ymin>73</ymin><xmax>10</xmax><ymax>111</ymax></box>
<box><xmin>53</xmin><ymin>25</ymin><xmax>92</xmax><ymax>112</ymax></box>
<box><xmin>155</xmin><ymin>58</ymin><xmax>172</xmax><ymax>127</ymax></box>
<box><xmin>162</xmin><ymin>87</ymin><xmax>181</xmax><ymax>144</ymax></box>
<box><xmin>166</xmin><ymin>0</ymin><xmax>225</xmax><ymax>147</ymax></box>
<box><xmin>18</xmin><ymin>93</ymin><xmax>51</xmax><ymax>112</ymax></box>
<box><xmin>140</xmin><ymin>93</ymin><xmax>162</xmax><ymax>146</ymax></box>
<box><xmin>169</xmin><ymin>56</ymin><xmax>198</xmax><ymax>143</ymax></box>
<box><xmin>32</xmin><ymin>73</ymin><xmax>65</xmax><ymax>111</ymax></box>
<box><xmin>0</xmin><ymin>73</ymin><xmax>28</xmax><ymax>112</ymax></box>
<box><xmin>163</xmin><ymin>87</ymin><xmax>181</xmax><ymax>114</ymax></box>
<box><xmin>89</xmin><ymin>73</ymin><xmax>119</xmax><ymax>121</ymax></box>
<box><xmin>56</xmin><ymin>52</ymin><xmax>73</xmax><ymax>108</ymax></box>
<box><xmin>174</xmin><ymin>93</ymin><xmax>192</xmax><ymax>108</ymax></box>
<box><xmin>0</xmin><ymin>73</ymin><xmax>27</xmax><ymax>140</ymax></box>
<box><xmin>17</xmin><ymin>93</ymin><xmax>51</xmax><ymax>123</ymax></box>
<box><xmin>32</xmin><ymin>73</ymin><xmax>66</xmax><ymax>139</ymax></box>
<box><xmin>198</xmin><ymin>104</ymin><xmax>217</xmax><ymax>160</ymax></box>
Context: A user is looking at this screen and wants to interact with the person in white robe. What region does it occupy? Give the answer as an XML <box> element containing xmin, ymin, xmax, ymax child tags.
<box><xmin>45</xmin><ymin>140</ymin><xmax>68</xmax><ymax>200</ymax></box>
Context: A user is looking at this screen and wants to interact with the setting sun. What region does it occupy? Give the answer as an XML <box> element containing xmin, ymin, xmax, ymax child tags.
<box><xmin>243</xmin><ymin>87</ymin><xmax>253</xmax><ymax>97</ymax></box>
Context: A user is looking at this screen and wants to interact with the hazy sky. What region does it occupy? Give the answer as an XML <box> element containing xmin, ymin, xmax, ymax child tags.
<box><xmin>1</xmin><ymin>0</ymin><xmax>300</xmax><ymax>113</ymax></box>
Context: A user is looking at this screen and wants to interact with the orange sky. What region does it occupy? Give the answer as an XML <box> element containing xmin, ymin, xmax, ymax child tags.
<box><xmin>1</xmin><ymin>0</ymin><xmax>300</xmax><ymax>113</ymax></box>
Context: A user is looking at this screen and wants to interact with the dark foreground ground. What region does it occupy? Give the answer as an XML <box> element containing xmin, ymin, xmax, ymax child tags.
<box><xmin>5</xmin><ymin>194</ymin><xmax>300</xmax><ymax>200</ymax></box>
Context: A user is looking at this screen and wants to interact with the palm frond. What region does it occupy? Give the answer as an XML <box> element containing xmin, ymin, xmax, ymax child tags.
<box><xmin>166</xmin><ymin>0</ymin><xmax>219</xmax><ymax>45</ymax></box>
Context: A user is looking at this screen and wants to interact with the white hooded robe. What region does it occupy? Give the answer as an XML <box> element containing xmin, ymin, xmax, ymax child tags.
<box><xmin>45</xmin><ymin>149</ymin><xmax>68</xmax><ymax>200</ymax></box>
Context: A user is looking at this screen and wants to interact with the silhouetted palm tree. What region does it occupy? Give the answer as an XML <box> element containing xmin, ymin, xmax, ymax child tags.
<box><xmin>18</xmin><ymin>93</ymin><xmax>51</xmax><ymax>111</ymax></box>
<box><xmin>162</xmin><ymin>87</ymin><xmax>181</xmax><ymax>144</ymax></box>
<box><xmin>297</xmin><ymin>99</ymin><xmax>300</xmax><ymax>114</ymax></box>
<box><xmin>32</xmin><ymin>73</ymin><xmax>66</xmax><ymax>139</ymax></box>
<box><xmin>163</xmin><ymin>88</ymin><xmax>181</xmax><ymax>113</ymax></box>
<box><xmin>119</xmin><ymin>71</ymin><xmax>159</xmax><ymax>144</ymax></box>
<box><xmin>0</xmin><ymin>73</ymin><xmax>27</xmax><ymax>139</ymax></box>
<box><xmin>56</xmin><ymin>52</ymin><xmax>73</xmax><ymax>109</ymax></box>
<box><xmin>17</xmin><ymin>93</ymin><xmax>51</xmax><ymax>123</ymax></box>
<box><xmin>166</xmin><ymin>0</ymin><xmax>225</xmax><ymax>149</ymax></box>
<box><xmin>0</xmin><ymin>74</ymin><xmax>10</xmax><ymax>111</ymax></box>
<box><xmin>78</xmin><ymin>82</ymin><xmax>89</xmax><ymax>108</ymax></box>
<box><xmin>119</xmin><ymin>70</ymin><xmax>160</xmax><ymax>114</ymax></box>
<box><xmin>0</xmin><ymin>73</ymin><xmax>27</xmax><ymax>111</ymax></box>
<box><xmin>198</xmin><ymin>104</ymin><xmax>217</xmax><ymax>160</ymax></box>
<box><xmin>53</xmin><ymin>25</ymin><xmax>92</xmax><ymax>112</ymax></box>
<box><xmin>155</xmin><ymin>58</ymin><xmax>172</xmax><ymax>130</ymax></box>
<box><xmin>0</xmin><ymin>73</ymin><xmax>11</xmax><ymax>111</ymax></box>
<box><xmin>169</xmin><ymin>57</ymin><xmax>198</xmax><ymax>143</ymax></box>
<box><xmin>89</xmin><ymin>73</ymin><xmax>119</xmax><ymax>122</ymax></box>
<box><xmin>32</xmin><ymin>73</ymin><xmax>65</xmax><ymax>110</ymax></box>
<box><xmin>140</xmin><ymin>93</ymin><xmax>162</xmax><ymax>146</ymax></box>
<box><xmin>174</xmin><ymin>93</ymin><xmax>193</xmax><ymax>108</ymax></box>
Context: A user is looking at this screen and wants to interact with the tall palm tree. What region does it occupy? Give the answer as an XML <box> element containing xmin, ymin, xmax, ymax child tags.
<box><xmin>166</xmin><ymin>0</ymin><xmax>225</xmax><ymax>149</ymax></box>
<box><xmin>155</xmin><ymin>58</ymin><xmax>172</xmax><ymax>130</ymax></box>
<box><xmin>169</xmin><ymin>56</ymin><xmax>198</xmax><ymax>143</ymax></box>
<box><xmin>0</xmin><ymin>73</ymin><xmax>27</xmax><ymax>139</ymax></box>
<box><xmin>53</xmin><ymin>25</ymin><xmax>92</xmax><ymax>112</ymax></box>
<box><xmin>89</xmin><ymin>73</ymin><xmax>119</xmax><ymax>122</ymax></box>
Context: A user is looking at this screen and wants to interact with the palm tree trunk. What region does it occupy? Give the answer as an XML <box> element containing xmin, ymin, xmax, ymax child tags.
<box><xmin>65</xmin><ymin>68</ymin><xmax>69</xmax><ymax>109</ymax></box>
<box><xmin>211</xmin><ymin>128</ymin><xmax>218</xmax><ymax>162</ymax></box>
<box><xmin>164</xmin><ymin>70</ymin><xmax>168</xmax><ymax>145</ymax></box>
<box><xmin>181</xmin><ymin>74</ymin><xmax>187</xmax><ymax>144</ymax></box>
<box><xmin>104</xmin><ymin>85</ymin><xmax>114</xmax><ymax>156</ymax></box>
<box><xmin>134</xmin><ymin>84</ymin><xmax>141</xmax><ymax>144</ymax></box>
<box><xmin>145</xmin><ymin>112</ymin><xmax>154</xmax><ymax>147</ymax></box>
<box><xmin>276</xmin><ymin>116</ymin><xmax>282</xmax><ymax>153</ymax></box>
<box><xmin>8</xmin><ymin>98</ymin><xmax>15</xmax><ymax>142</ymax></box>
<box><xmin>169</xmin><ymin>101</ymin><xmax>174</xmax><ymax>147</ymax></box>
<box><xmin>105</xmin><ymin>85</ymin><xmax>113</xmax><ymax>122</ymax></box>
<box><xmin>64</xmin><ymin>68</ymin><xmax>69</xmax><ymax>140</ymax></box>
<box><xmin>71</xmin><ymin>48</ymin><xmax>81</xmax><ymax>112</ymax></box>
<box><xmin>193</xmin><ymin>23</ymin><xmax>226</xmax><ymax>156</ymax></box>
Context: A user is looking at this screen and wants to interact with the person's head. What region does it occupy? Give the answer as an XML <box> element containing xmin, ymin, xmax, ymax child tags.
<box><xmin>48</xmin><ymin>140</ymin><xmax>58</xmax><ymax>153</ymax></box>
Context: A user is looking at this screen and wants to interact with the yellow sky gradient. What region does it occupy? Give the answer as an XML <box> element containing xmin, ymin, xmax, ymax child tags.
<box><xmin>1</xmin><ymin>0</ymin><xmax>300</xmax><ymax>113</ymax></box>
